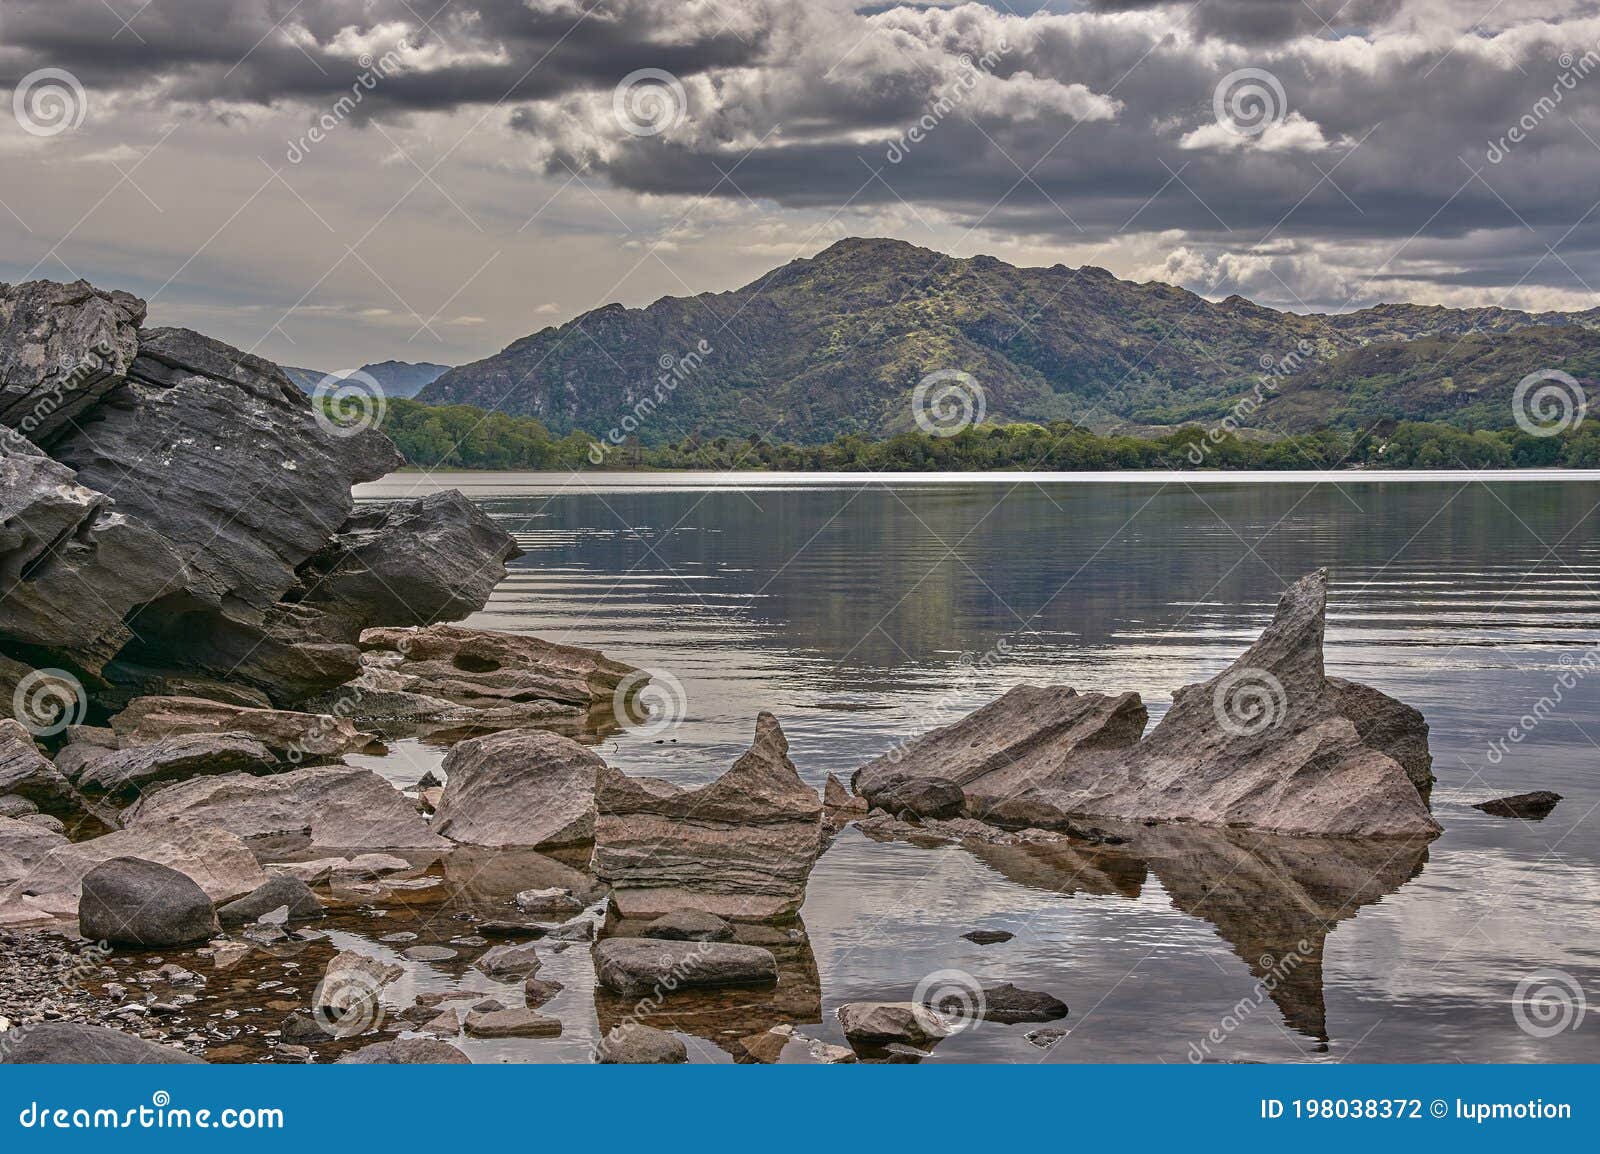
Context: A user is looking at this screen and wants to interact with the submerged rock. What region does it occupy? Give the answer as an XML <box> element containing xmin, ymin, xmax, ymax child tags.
<box><xmin>1473</xmin><ymin>790</ymin><xmax>1562</xmax><ymax>819</ymax></box>
<box><xmin>970</xmin><ymin>982</ymin><xmax>1068</xmax><ymax>1024</ymax></box>
<box><xmin>593</xmin><ymin>712</ymin><xmax>823</xmax><ymax>920</ymax></box>
<box><xmin>961</xmin><ymin>929</ymin><xmax>1014</xmax><ymax>945</ymax></box>
<box><xmin>216</xmin><ymin>876</ymin><xmax>323</xmax><ymax>926</ymax></box>
<box><xmin>336</xmin><ymin>1038</ymin><xmax>470</xmax><ymax>1064</ymax></box>
<box><xmin>593</xmin><ymin>938</ymin><xmax>779</xmax><ymax>997</ymax></box>
<box><xmin>78</xmin><ymin>857</ymin><xmax>220</xmax><ymax>946</ymax></box>
<box><xmin>464</xmin><ymin>1007</ymin><xmax>561</xmax><ymax>1039</ymax></box>
<box><xmin>836</xmin><ymin>1002</ymin><xmax>953</xmax><ymax>1047</ymax></box>
<box><xmin>432</xmin><ymin>729</ymin><xmax>603</xmax><ymax>849</ymax></box>
<box><xmin>596</xmin><ymin>1023</ymin><xmax>688</xmax><ymax>1064</ymax></box>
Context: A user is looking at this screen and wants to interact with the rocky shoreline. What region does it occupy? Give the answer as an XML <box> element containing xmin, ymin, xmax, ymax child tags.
<box><xmin>0</xmin><ymin>277</ymin><xmax>1501</xmax><ymax>1064</ymax></box>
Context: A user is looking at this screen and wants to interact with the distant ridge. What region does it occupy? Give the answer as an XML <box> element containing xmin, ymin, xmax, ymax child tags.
<box><xmin>283</xmin><ymin>360</ymin><xmax>450</xmax><ymax>399</ymax></box>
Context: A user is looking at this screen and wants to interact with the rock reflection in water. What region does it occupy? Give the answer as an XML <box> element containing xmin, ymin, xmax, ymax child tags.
<box><xmin>969</xmin><ymin>823</ymin><xmax>1432</xmax><ymax>1043</ymax></box>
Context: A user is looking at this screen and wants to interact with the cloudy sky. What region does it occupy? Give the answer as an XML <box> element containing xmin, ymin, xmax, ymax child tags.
<box><xmin>3</xmin><ymin>0</ymin><xmax>1600</xmax><ymax>369</ymax></box>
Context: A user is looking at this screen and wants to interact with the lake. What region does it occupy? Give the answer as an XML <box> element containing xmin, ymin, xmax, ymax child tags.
<box><xmin>347</xmin><ymin>470</ymin><xmax>1600</xmax><ymax>1063</ymax></box>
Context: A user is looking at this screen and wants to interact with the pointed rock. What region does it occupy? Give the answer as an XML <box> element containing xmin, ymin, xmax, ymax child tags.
<box><xmin>431</xmin><ymin>729</ymin><xmax>603</xmax><ymax>849</ymax></box>
<box><xmin>593</xmin><ymin>712</ymin><xmax>823</xmax><ymax>920</ymax></box>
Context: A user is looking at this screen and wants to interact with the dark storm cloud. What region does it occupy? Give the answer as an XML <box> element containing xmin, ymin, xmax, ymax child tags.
<box><xmin>1081</xmin><ymin>0</ymin><xmax>1405</xmax><ymax>44</ymax></box>
<box><xmin>0</xmin><ymin>0</ymin><xmax>762</xmax><ymax>112</ymax></box>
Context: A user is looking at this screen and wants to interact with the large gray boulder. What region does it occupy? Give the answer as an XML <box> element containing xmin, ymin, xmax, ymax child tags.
<box><xmin>125</xmin><ymin>764</ymin><xmax>447</xmax><ymax>850</ymax></box>
<box><xmin>432</xmin><ymin>729</ymin><xmax>603</xmax><ymax>848</ymax></box>
<box><xmin>295</xmin><ymin>491</ymin><xmax>522</xmax><ymax>636</ymax></box>
<box><xmin>78</xmin><ymin>856</ymin><xmax>220</xmax><ymax>946</ymax></box>
<box><xmin>0</xmin><ymin>1022</ymin><xmax>204</xmax><ymax>1064</ymax></box>
<box><xmin>593</xmin><ymin>937</ymin><xmax>779</xmax><ymax>996</ymax></box>
<box><xmin>593</xmin><ymin>713</ymin><xmax>823</xmax><ymax>920</ymax></box>
<box><xmin>73</xmin><ymin>731</ymin><xmax>277</xmax><ymax>794</ymax></box>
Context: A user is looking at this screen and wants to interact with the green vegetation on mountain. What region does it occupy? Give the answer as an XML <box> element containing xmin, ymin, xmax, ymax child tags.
<box><xmin>373</xmin><ymin>398</ymin><xmax>1600</xmax><ymax>473</ymax></box>
<box><xmin>418</xmin><ymin>237</ymin><xmax>1599</xmax><ymax>442</ymax></box>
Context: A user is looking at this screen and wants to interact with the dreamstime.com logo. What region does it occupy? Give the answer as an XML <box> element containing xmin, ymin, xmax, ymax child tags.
<box><xmin>1211</xmin><ymin>667</ymin><xmax>1288</xmax><ymax>737</ymax></box>
<box><xmin>1512</xmin><ymin>368</ymin><xmax>1586</xmax><ymax>437</ymax></box>
<box><xmin>312</xmin><ymin>369</ymin><xmax>387</xmax><ymax>438</ymax></box>
<box><xmin>12</xmin><ymin>67</ymin><xmax>88</xmax><ymax>137</ymax></box>
<box><xmin>11</xmin><ymin>668</ymin><xmax>88</xmax><ymax>737</ymax></box>
<box><xmin>913</xmin><ymin>968</ymin><xmax>987</xmax><ymax>1034</ymax></box>
<box><xmin>611</xmin><ymin>667</ymin><xmax>688</xmax><ymax>739</ymax></box>
<box><xmin>17</xmin><ymin>1092</ymin><xmax>283</xmax><ymax>1131</ymax></box>
<box><xmin>913</xmin><ymin>370</ymin><xmax>986</xmax><ymax>437</ymax></box>
<box><xmin>613</xmin><ymin>68</ymin><xmax>687</xmax><ymax>137</ymax></box>
<box><xmin>1212</xmin><ymin>68</ymin><xmax>1287</xmax><ymax>138</ymax></box>
<box><xmin>1512</xmin><ymin>969</ymin><xmax>1587</xmax><ymax>1039</ymax></box>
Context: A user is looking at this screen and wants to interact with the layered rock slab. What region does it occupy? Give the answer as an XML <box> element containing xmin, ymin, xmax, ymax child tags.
<box><xmin>431</xmin><ymin>729</ymin><xmax>602</xmax><ymax>849</ymax></box>
<box><xmin>593</xmin><ymin>713</ymin><xmax>823</xmax><ymax>920</ymax></box>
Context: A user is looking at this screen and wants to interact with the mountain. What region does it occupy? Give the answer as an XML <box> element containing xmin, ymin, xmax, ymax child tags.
<box><xmin>283</xmin><ymin>360</ymin><xmax>450</xmax><ymax>399</ymax></box>
<box><xmin>418</xmin><ymin>237</ymin><xmax>1600</xmax><ymax>443</ymax></box>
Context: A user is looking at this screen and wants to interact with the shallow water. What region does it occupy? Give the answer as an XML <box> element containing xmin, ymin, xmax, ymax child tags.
<box><xmin>336</xmin><ymin>471</ymin><xmax>1600</xmax><ymax>1063</ymax></box>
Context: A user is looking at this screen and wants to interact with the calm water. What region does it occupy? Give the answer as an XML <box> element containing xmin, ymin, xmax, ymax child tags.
<box><xmin>347</xmin><ymin>471</ymin><xmax>1600</xmax><ymax>1064</ymax></box>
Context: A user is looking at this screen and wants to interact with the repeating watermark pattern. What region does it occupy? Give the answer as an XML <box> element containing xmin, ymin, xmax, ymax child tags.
<box><xmin>587</xmin><ymin>339</ymin><xmax>711</xmax><ymax>463</ymax></box>
<box><xmin>285</xmin><ymin>44</ymin><xmax>409</xmax><ymax>164</ymax></box>
<box><xmin>312</xmin><ymin>369</ymin><xmax>387</xmax><ymax>438</ymax></box>
<box><xmin>1185</xmin><ymin>340</ymin><xmax>1317</xmax><ymax>465</ymax></box>
<box><xmin>1212</xmin><ymin>68</ymin><xmax>1286</xmax><ymax>139</ymax></box>
<box><xmin>12</xmin><ymin>68</ymin><xmax>88</xmax><ymax>137</ymax></box>
<box><xmin>11</xmin><ymin>668</ymin><xmax>89</xmax><ymax>737</ymax></box>
<box><xmin>590</xmin><ymin>938</ymin><xmax>721</xmax><ymax>1060</ymax></box>
<box><xmin>1</xmin><ymin>340</ymin><xmax>118</xmax><ymax>444</ymax></box>
<box><xmin>1188</xmin><ymin>940</ymin><xmax>1314</xmax><ymax>1061</ymax></box>
<box><xmin>1485</xmin><ymin>643</ymin><xmax>1600</xmax><ymax>764</ymax></box>
<box><xmin>885</xmin><ymin>41</ymin><xmax>1012</xmax><ymax>164</ymax></box>
<box><xmin>882</xmin><ymin>636</ymin><xmax>1014</xmax><ymax>765</ymax></box>
<box><xmin>613</xmin><ymin>68</ymin><xmax>687</xmax><ymax>138</ymax></box>
<box><xmin>310</xmin><ymin>969</ymin><xmax>387</xmax><ymax>1038</ymax></box>
<box><xmin>1211</xmin><ymin>667</ymin><xmax>1288</xmax><ymax>737</ymax></box>
<box><xmin>612</xmin><ymin>667</ymin><xmax>688</xmax><ymax>738</ymax></box>
<box><xmin>914</xmin><ymin>968</ymin><xmax>986</xmax><ymax>1034</ymax></box>
<box><xmin>1511</xmin><ymin>969</ymin><xmax>1586</xmax><ymax>1039</ymax></box>
<box><xmin>913</xmin><ymin>369</ymin><xmax>986</xmax><ymax>437</ymax></box>
<box><xmin>1512</xmin><ymin>368</ymin><xmax>1586</xmax><ymax>437</ymax></box>
<box><xmin>1487</xmin><ymin>47</ymin><xmax>1600</xmax><ymax>163</ymax></box>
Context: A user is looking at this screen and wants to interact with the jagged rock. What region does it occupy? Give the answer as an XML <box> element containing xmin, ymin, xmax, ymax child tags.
<box><xmin>884</xmin><ymin>571</ymin><xmax>1439</xmax><ymax>839</ymax></box>
<box><xmin>124</xmin><ymin>764</ymin><xmax>448</xmax><ymax>850</ymax></box>
<box><xmin>315</xmin><ymin>950</ymin><xmax>404</xmax><ymax>1019</ymax></box>
<box><xmin>356</xmin><ymin>623</ymin><xmax>639</xmax><ymax>720</ymax></box>
<box><xmin>1473</xmin><ymin>790</ymin><xmax>1562</xmax><ymax>819</ymax></box>
<box><xmin>0</xmin><ymin>1022</ymin><xmax>204</xmax><ymax>1064</ymax></box>
<box><xmin>857</xmin><ymin>774</ymin><xmax>965</xmax><ymax>820</ymax></box>
<box><xmin>640</xmin><ymin>910</ymin><xmax>734</xmax><ymax>942</ymax></box>
<box><xmin>593</xmin><ymin>938</ymin><xmax>779</xmax><ymax>996</ymax></box>
<box><xmin>337</xmin><ymin>1038</ymin><xmax>470</xmax><ymax>1064</ymax></box>
<box><xmin>216</xmin><ymin>876</ymin><xmax>323</xmax><ymax>926</ymax></box>
<box><xmin>596</xmin><ymin>1023</ymin><xmax>688</xmax><ymax>1064</ymax></box>
<box><xmin>0</xmin><ymin>279</ymin><xmax>142</xmax><ymax>439</ymax></box>
<box><xmin>73</xmin><ymin>732</ymin><xmax>277</xmax><ymax>794</ymax></box>
<box><xmin>24</xmin><ymin>823</ymin><xmax>266</xmax><ymax>903</ymax></box>
<box><xmin>79</xmin><ymin>857</ymin><xmax>221</xmax><ymax>946</ymax></box>
<box><xmin>0</xmin><ymin>442</ymin><xmax>186</xmax><ymax>675</ymax></box>
<box><xmin>295</xmin><ymin>491</ymin><xmax>521</xmax><ymax>635</ymax></box>
<box><xmin>110</xmin><ymin>696</ymin><xmax>367</xmax><ymax>762</ymax></box>
<box><xmin>1326</xmin><ymin>677</ymin><xmax>1434</xmax><ymax>792</ymax></box>
<box><xmin>823</xmin><ymin>773</ymin><xmax>868</xmax><ymax>811</ymax></box>
<box><xmin>854</xmin><ymin>684</ymin><xmax>1148</xmax><ymax>810</ymax></box>
<box><xmin>593</xmin><ymin>712</ymin><xmax>823</xmax><ymax>920</ymax></box>
<box><xmin>0</xmin><ymin>720</ymin><xmax>77</xmax><ymax>810</ymax></box>
<box><xmin>432</xmin><ymin>729</ymin><xmax>603</xmax><ymax>848</ymax></box>
<box><xmin>836</xmin><ymin>1002</ymin><xmax>953</xmax><ymax>1047</ymax></box>
<box><xmin>49</xmin><ymin>326</ymin><xmax>402</xmax><ymax>703</ymax></box>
